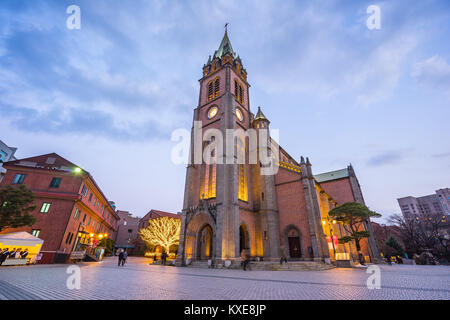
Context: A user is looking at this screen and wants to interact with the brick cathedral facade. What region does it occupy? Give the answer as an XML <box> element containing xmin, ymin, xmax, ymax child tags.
<box><xmin>176</xmin><ymin>31</ymin><xmax>380</xmax><ymax>266</ymax></box>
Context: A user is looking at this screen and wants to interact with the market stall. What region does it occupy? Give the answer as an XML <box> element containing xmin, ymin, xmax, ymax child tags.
<box><xmin>0</xmin><ymin>232</ymin><xmax>44</xmax><ymax>265</ymax></box>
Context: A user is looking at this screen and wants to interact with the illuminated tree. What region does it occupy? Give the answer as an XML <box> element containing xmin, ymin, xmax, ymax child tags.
<box><xmin>138</xmin><ymin>217</ymin><xmax>181</xmax><ymax>254</ymax></box>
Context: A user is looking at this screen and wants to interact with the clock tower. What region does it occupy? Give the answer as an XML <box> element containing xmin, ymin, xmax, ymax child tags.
<box><xmin>176</xmin><ymin>28</ymin><xmax>280</xmax><ymax>265</ymax></box>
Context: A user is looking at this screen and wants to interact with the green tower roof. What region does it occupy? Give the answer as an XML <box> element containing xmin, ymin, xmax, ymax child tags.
<box><xmin>254</xmin><ymin>107</ymin><xmax>269</xmax><ymax>122</ymax></box>
<box><xmin>214</xmin><ymin>30</ymin><xmax>236</xmax><ymax>59</ymax></box>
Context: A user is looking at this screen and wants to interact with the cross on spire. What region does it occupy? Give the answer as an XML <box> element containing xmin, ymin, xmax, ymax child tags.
<box><xmin>224</xmin><ymin>22</ymin><xmax>229</xmax><ymax>32</ymax></box>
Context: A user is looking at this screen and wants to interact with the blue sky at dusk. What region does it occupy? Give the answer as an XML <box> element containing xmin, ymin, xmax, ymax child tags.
<box><xmin>1</xmin><ymin>0</ymin><xmax>449</xmax><ymax>220</ymax></box>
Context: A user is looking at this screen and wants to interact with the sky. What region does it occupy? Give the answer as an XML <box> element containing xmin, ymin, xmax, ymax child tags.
<box><xmin>1</xmin><ymin>0</ymin><xmax>449</xmax><ymax>221</ymax></box>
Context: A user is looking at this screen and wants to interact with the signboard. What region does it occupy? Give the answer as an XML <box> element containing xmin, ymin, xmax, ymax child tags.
<box><xmin>70</xmin><ymin>250</ymin><xmax>86</xmax><ymax>260</ymax></box>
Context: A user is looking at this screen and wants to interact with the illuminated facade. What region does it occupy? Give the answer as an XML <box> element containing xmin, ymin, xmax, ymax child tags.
<box><xmin>0</xmin><ymin>153</ymin><xmax>120</xmax><ymax>264</ymax></box>
<box><xmin>176</xmin><ymin>31</ymin><xmax>381</xmax><ymax>266</ymax></box>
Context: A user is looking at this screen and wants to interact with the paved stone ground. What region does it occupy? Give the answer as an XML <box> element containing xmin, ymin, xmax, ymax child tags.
<box><xmin>0</xmin><ymin>256</ymin><xmax>449</xmax><ymax>300</ymax></box>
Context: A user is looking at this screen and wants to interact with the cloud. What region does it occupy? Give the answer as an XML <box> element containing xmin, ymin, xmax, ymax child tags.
<box><xmin>432</xmin><ymin>152</ymin><xmax>450</xmax><ymax>158</ymax></box>
<box><xmin>412</xmin><ymin>55</ymin><xmax>450</xmax><ymax>95</ymax></box>
<box><xmin>367</xmin><ymin>151</ymin><xmax>405</xmax><ymax>167</ymax></box>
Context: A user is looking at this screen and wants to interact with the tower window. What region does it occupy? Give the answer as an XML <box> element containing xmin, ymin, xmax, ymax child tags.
<box><xmin>214</xmin><ymin>77</ymin><xmax>220</xmax><ymax>97</ymax></box>
<box><xmin>207</xmin><ymin>81</ymin><xmax>214</xmax><ymax>101</ymax></box>
<box><xmin>235</xmin><ymin>80</ymin><xmax>244</xmax><ymax>104</ymax></box>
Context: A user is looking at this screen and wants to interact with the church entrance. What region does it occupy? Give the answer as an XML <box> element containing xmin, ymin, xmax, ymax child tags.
<box><xmin>288</xmin><ymin>237</ymin><xmax>301</xmax><ymax>258</ymax></box>
<box><xmin>287</xmin><ymin>228</ymin><xmax>302</xmax><ymax>258</ymax></box>
<box><xmin>239</xmin><ymin>224</ymin><xmax>249</xmax><ymax>254</ymax></box>
<box><xmin>197</xmin><ymin>224</ymin><xmax>213</xmax><ymax>260</ymax></box>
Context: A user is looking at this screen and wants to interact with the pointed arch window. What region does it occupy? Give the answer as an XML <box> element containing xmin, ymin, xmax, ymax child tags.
<box><xmin>214</xmin><ymin>77</ymin><xmax>220</xmax><ymax>97</ymax></box>
<box><xmin>207</xmin><ymin>81</ymin><xmax>214</xmax><ymax>101</ymax></box>
<box><xmin>237</xmin><ymin>135</ymin><xmax>248</xmax><ymax>202</ymax></box>
<box><xmin>234</xmin><ymin>79</ymin><xmax>244</xmax><ymax>104</ymax></box>
<box><xmin>200</xmin><ymin>139</ymin><xmax>217</xmax><ymax>200</ymax></box>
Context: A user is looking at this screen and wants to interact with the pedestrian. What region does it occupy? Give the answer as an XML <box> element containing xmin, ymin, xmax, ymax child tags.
<box><xmin>245</xmin><ymin>249</ymin><xmax>251</xmax><ymax>271</ymax></box>
<box><xmin>118</xmin><ymin>249</ymin><xmax>124</xmax><ymax>267</ymax></box>
<box><xmin>161</xmin><ymin>251</ymin><xmax>167</xmax><ymax>265</ymax></box>
<box><xmin>20</xmin><ymin>249</ymin><xmax>29</xmax><ymax>259</ymax></box>
<box><xmin>153</xmin><ymin>254</ymin><xmax>157</xmax><ymax>263</ymax></box>
<box><xmin>240</xmin><ymin>249</ymin><xmax>246</xmax><ymax>270</ymax></box>
<box><xmin>280</xmin><ymin>249</ymin><xmax>288</xmax><ymax>265</ymax></box>
<box><xmin>15</xmin><ymin>249</ymin><xmax>22</xmax><ymax>259</ymax></box>
<box><xmin>9</xmin><ymin>248</ymin><xmax>16</xmax><ymax>259</ymax></box>
<box><xmin>122</xmin><ymin>250</ymin><xmax>128</xmax><ymax>266</ymax></box>
<box><xmin>0</xmin><ymin>248</ymin><xmax>9</xmax><ymax>266</ymax></box>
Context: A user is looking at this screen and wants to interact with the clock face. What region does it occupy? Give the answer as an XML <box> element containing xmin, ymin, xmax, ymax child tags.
<box><xmin>235</xmin><ymin>108</ymin><xmax>244</xmax><ymax>122</ymax></box>
<box><xmin>207</xmin><ymin>106</ymin><xmax>218</xmax><ymax>119</ymax></box>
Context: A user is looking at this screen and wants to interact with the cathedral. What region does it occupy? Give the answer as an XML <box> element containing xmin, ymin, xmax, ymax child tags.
<box><xmin>176</xmin><ymin>30</ymin><xmax>380</xmax><ymax>267</ymax></box>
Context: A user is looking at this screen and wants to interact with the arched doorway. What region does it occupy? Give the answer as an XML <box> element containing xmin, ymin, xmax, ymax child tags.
<box><xmin>239</xmin><ymin>224</ymin><xmax>249</xmax><ymax>254</ymax></box>
<box><xmin>287</xmin><ymin>228</ymin><xmax>302</xmax><ymax>258</ymax></box>
<box><xmin>197</xmin><ymin>224</ymin><xmax>213</xmax><ymax>260</ymax></box>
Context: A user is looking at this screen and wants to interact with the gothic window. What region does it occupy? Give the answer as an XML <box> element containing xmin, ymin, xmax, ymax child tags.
<box><xmin>207</xmin><ymin>80</ymin><xmax>214</xmax><ymax>101</ymax></box>
<box><xmin>239</xmin><ymin>85</ymin><xmax>244</xmax><ymax>103</ymax></box>
<box><xmin>214</xmin><ymin>77</ymin><xmax>220</xmax><ymax>97</ymax></box>
<box><xmin>237</xmin><ymin>135</ymin><xmax>248</xmax><ymax>202</ymax></box>
<box><xmin>200</xmin><ymin>140</ymin><xmax>217</xmax><ymax>200</ymax></box>
<box><xmin>235</xmin><ymin>79</ymin><xmax>244</xmax><ymax>104</ymax></box>
<box><xmin>238</xmin><ymin>164</ymin><xmax>248</xmax><ymax>202</ymax></box>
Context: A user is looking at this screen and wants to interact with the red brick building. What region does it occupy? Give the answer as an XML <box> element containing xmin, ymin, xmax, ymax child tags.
<box><xmin>176</xmin><ymin>30</ymin><xmax>381</xmax><ymax>266</ymax></box>
<box><xmin>0</xmin><ymin>153</ymin><xmax>120</xmax><ymax>263</ymax></box>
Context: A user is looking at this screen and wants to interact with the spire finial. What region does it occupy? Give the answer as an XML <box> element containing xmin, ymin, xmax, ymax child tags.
<box><xmin>225</xmin><ymin>22</ymin><xmax>229</xmax><ymax>33</ymax></box>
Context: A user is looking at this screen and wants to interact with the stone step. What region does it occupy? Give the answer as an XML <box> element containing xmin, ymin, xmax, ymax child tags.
<box><xmin>185</xmin><ymin>260</ymin><xmax>334</xmax><ymax>271</ymax></box>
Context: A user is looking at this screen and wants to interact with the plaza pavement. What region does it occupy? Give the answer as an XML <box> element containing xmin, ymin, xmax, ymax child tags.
<box><xmin>0</xmin><ymin>256</ymin><xmax>449</xmax><ymax>300</ymax></box>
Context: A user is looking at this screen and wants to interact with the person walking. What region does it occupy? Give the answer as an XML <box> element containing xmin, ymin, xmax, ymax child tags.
<box><xmin>280</xmin><ymin>249</ymin><xmax>288</xmax><ymax>265</ymax></box>
<box><xmin>161</xmin><ymin>251</ymin><xmax>167</xmax><ymax>265</ymax></box>
<box><xmin>118</xmin><ymin>249</ymin><xmax>124</xmax><ymax>267</ymax></box>
<box><xmin>122</xmin><ymin>250</ymin><xmax>128</xmax><ymax>266</ymax></box>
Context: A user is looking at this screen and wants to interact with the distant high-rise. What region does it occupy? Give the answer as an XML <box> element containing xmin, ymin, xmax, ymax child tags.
<box><xmin>398</xmin><ymin>188</ymin><xmax>450</xmax><ymax>218</ymax></box>
<box><xmin>0</xmin><ymin>140</ymin><xmax>17</xmax><ymax>183</ymax></box>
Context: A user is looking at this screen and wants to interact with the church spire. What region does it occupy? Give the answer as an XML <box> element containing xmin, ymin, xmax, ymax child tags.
<box><xmin>214</xmin><ymin>27</ymin><xmax>236</xmax><ymax>59</ymax></box>
<box><xmin>254</xmin><ymin>106</ymin><xmax>269</xmax><ymax>122</ymax></box>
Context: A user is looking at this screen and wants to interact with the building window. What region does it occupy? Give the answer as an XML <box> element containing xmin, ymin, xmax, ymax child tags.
<box><xmin>214</xmin><ymin>77</ymin><xmax>220</xmax><ymax>97</ymax></box>
<box><xmin>73</xmin><ymin>208</ymin><xmax>81</xmax><ymax>219</ymax></box>
<box><xmin>12</xmin><ymin>174</ymin><xmax>26</xmax><ymax>184</ymax></box>
<box><xmin>88</xmin><ymin>193</ymin><xmax>93</xmax><ymax>202</ymax></box>
<box><xmin>207</xmin><ymin>80</ymin><xmax>214</xmax><ymax>101</ymax></box>
<box><xmin>93</xmin><ymin>198</ymin><xmax>97</xmax><ymax>206</ymax></box>
<box><xmin>200</xmin><ymin>140</ymin><xmax>216</xmax><ymax>200</ymax></box>
<box><xmin>40</xmin><ymin>202</ymin><xmax>51</xmax><ymax>213</ymax></box>
<box><xmin>65</xmin><ymin>232</ymin><xmax>72</xmax><ymax>244</ymax></box>
<box><xmin>235</xmin><ymin>80</ymin><xmax>244</xmax><ymax>104</ymax></box>
<box><xmin>31</xmin><ymin>229</ymin><xmax>40</xmax><ymax>237</ymax></box>
<box><xmin>49</xmin><ymin>177</ymin><xmax>62</xmax><ymax>188</ymax></box>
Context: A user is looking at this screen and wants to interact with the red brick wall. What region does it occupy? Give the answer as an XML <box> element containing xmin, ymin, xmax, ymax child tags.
<box><xmin>275</xmin><ymin>169</ymin><xmax>313</xmax><ymax>258</ymax></box>
<box><xmin>319</xmin><ymin>178</ymin><xmax>370</xmax><ymax>258</ymax></box>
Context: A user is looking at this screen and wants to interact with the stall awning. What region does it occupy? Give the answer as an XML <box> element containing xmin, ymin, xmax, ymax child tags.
<box><xmin>0</xmin><ymin>231</ymin><xmax>44</xmax><ymax>247</ymax></box>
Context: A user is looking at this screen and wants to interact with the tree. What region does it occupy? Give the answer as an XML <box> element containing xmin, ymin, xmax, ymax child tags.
<box><xmin>138</xmin><ymin>217</ymin><xmax>181</xmax><ymax>255</ymax></box>
<box><xmin>328</xmin><ymin>202</ymin><xmax>381</xmax><ymax>264</ymax></box>
<box><xmin>389</xmin><ymin>212</ymin><xmax>450</xmax><ymax>263</ymax></box>
<box><xmin>0</xmin><ymin>185</ymin><xmax>36</xmax><ymax>232</ymax></box>
<box><xmin>384</xmin><ymin>236</ymin><xmax>404</xmax><ymax>257</ymax></box>
<box><xmin>98</xmin><ymin>238</ymin><xmax>115</xmax><ymax>256</ymax></box>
